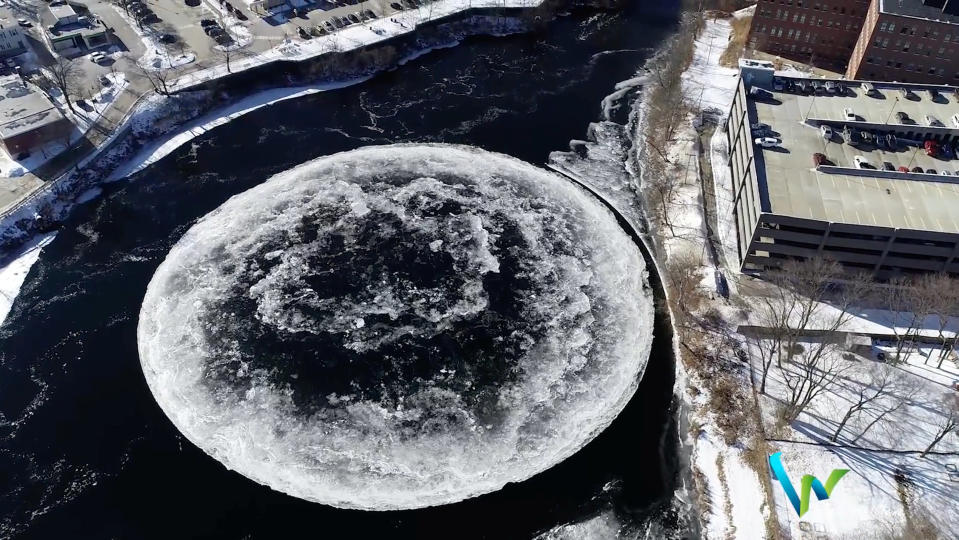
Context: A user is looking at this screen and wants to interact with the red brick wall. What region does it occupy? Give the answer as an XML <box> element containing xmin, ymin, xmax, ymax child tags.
<box><xmin>748</xmin><ymin>0</ymin><xmax>871</xmax><ymax>71</ymax></box>
<box><xmin>847</xmin><ymin>8</ymin><xmax>959</xmax><ymax>84</ymax></box>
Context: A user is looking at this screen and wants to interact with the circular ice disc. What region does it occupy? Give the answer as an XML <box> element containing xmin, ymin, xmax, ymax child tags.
<box><xmin>137</xmin><ymin>144</ymin><xmax>653</xmax><ymax>510</ymax></box>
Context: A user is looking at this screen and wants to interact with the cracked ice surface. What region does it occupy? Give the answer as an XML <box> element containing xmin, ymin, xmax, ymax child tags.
<box><xmin>137</xmin><ymin>144</ymin><xmax>653</xmax><ymax>510</ymax></box>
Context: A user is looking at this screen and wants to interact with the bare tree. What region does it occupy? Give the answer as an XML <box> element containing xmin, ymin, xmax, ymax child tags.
<box><xmin>830</xmin><ymin>364</ymin><xmax>898</xmax><ymax>442</ymax></box>
<box><xmin>666</xmin><ymin>251</ymin><xmax>702</xmax><ymax>315</ymax></box>
<box><xmin>43</xmin><ymin>55</ymin><xmax>83</xmax><ymax>114</ymax></box>
<box><xmin>884</xmin><ymin>276</ymin><xmax>937</xmax><ymax>362</ymax></box>
<box><xmin>921</xmin><ymin>393</ymin><xmax>958</xmax><ymax>457</ymax></box>
<box><xmin>924</xmin><ymin>273</ymin><xmax>959</xmax><ymax>367</ymax></box>
<box><xmin>133</xmin><ymin>63</ymin><xmax>178</xmax><ymax>96</ymax></box>
<box><xmin>211</xmin><ymin>40</ymin><xmax>251</xmax><ymax>75</ymax></box>
<box><xmin>760</xmin><ymin>258</ymin><xmax>871</xmax><ymax>422</ymax></box>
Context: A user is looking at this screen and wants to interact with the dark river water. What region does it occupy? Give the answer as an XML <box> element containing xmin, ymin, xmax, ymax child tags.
<box><xmin>0</xmin><ymin>2</ymin><xmax>690</xmax><ymax>538</ymax></box>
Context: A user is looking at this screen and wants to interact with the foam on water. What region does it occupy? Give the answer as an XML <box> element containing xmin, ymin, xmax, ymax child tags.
<box><xmin>137</xmin><ymin>144</ymin><xmax>653</xmax><ymax>510</ymax></box>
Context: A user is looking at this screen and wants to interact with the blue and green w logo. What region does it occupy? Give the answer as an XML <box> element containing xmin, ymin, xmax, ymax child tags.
<box><xmin>769</xmin><ymin>452</ymin><xmax>849</xmax><ymax>517</ymax></box>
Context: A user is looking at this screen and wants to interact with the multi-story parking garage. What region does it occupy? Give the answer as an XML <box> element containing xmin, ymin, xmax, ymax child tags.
<box><xmin>724</xmin><ymin>62</ymin><xmax>959</xmax><ymax>278</ymax></box>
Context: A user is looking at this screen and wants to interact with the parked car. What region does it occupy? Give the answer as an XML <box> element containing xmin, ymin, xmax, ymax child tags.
<box><xmin>98</xmin><ymin>74</ymin><xmax>111</xmax><ymax>86</ymax></box>
<box><xmin>925</xmin><ymin>140</ymin><xmax>939</xmax><ymax>157</ymax></box>
<box><xmin>912</xmin><ymin>166</ymin><xmax>924</xmax><ymax>173</ymax></box>
<box><xmin>298</xmin><ymin>26</ymin><xmax>310</xmax><ymax>38</ymax></box>
<box><xmin>90</xmin><ymin>52</ymin><xmax>107</xmax><ymax>63</ymax></box>
<box><xmin>813</xmin><ymin>153</ymin><xmax>829</xmax><ymax>166</ymax></box>
<box><xmin>927</xmin><ymin>169</ymin><xmax>938</xmax><ymax>175</ymax></box>
<box><xmin>899</xmin><ymin>87</ymin><xmax>912</xmax><ymax>99</ymax></box>
<box><xmin>853</xmin><ymin>155</ymin><xmax>872</xmax><ymax>169</ymax></box>
<box><xmin>941</xmin><ymin>170</ymin><xmax>953</xmax><ymax>176</ymax></box>
<box><xmin>861</xmin><ymin>82</ymin><xmax>877</xmax><ymax>96</ymax></box>
<box><xmin>928</xmin><ymin>89</ymin><xmax>940</xmax><ymax>101</ymax></box>
<box><xmin>883</xmin><ymin>161</ymin><xmax>896</xmax><ymax>171</ymax></box>
<box><xmin>843</xmin><ymin>107</ymin><xmax>856</xmax><ymax>121</ymax></box>
<box><xmin>898</xmin><ymin>166</ymin><xmax>910</xmax><ymax>173</ymax></box>
<box><xmin>749</xmin><ymin>87</ymin><xmax>774</xmax><ymax>100</ymax></box>
<box><xmin>754</xmin><ymin>137</ymin><xmax>781</xmax><ymax>148</ymax></box>
<box><xmin>941</xmin><ymin>144</ymin><xmax>955</xmax><ymax>159</ymax></box>
<box><xmin>348</xmin><ymin>12</ymin><xmax>360</xmax><ymax>22</ymax></box>
<box><xmin>820</xmin><ymin>125</ymin><xmax>833</xmax><ymax>140</ymax></box>
<box><xmin>895</xmin><ymin>111</ymin><xmax>910</xmax><ymax>124</ymax></box>
<box><xmin>200</xmin><ymin>18</ymin><xmax>216</xmax><ymax>26</ymax></box>
<box><xmin>17</xmin><ymin>18</ymin><xmax>31</xmax><ymax>27</ymax></box>
<box><xmin>925</xmin><ymin>114</ymin><xmax>943</xmax><ymax>127</ymax></box>
<box><xmin>825</xmin><ymin>81</ymin><xmax>838</xmax><ymax>93</ymax></box>
<box><xmin>750</xmin><ymin>121</ymin><xmax>769</xmax><ymax>131</ymax></box>
<box><xmin>391</xmin><ymin>2</ymin><xmax>404</xmax><ymax>9</ymax></box>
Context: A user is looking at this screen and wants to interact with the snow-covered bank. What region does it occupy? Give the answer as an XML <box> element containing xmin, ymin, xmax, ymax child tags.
<box><xmin>107</xmin><ymin>78</ymin><xmax>370</xmax><ymax>181</ymax></box>
<box><xmin>0</xmin><ymin>233</ymin><xmax>56</xmax><ymax>325</ymax></box>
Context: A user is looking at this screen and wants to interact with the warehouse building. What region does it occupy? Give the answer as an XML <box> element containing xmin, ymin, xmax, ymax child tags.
<box><xmin>723</xmin><ymin>63</ymin><xmax>959</xmax><ymax>278</ymax></box>
<box><xmin>0</xmin><ymin>75</ymin><xmax>73</xmax><ymax>157</ymax></box>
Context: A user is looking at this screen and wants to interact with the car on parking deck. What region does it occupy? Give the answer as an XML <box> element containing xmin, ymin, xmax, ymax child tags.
<box><xmin>942</xmin><ymin>170</ymin><xmax>953</xmax><ymax>176</ymax></box>
<box><xmin>754</xmin><ymin>137</ymin><xmax>781</xmax><ymax>148</ymax></box>
<box><xmin>925</xmin><ymin>140</ymin><xmax>939</xmax><ymax>156</ymax></box>
<box><xmin>927</xmin><ymin>169</ymin><xmax>938</xmax><ymax>175</ymax></box>
<box><xmin>813</xmin><ymin>153</ymin><xmax>829</xmax><ymax>166</ymax></box>
<box><xmin>912</xmin><ymin>166</ymin><xmax>924</xmax><ymax>173</ymax></box>
<box><xmin>853</xmin><ymin>156</ymin><xmax>872</xmax><ymax>169</ymax></box>
<box><xmin>820</xmin><ymin>125</ymin><xmax>833</xmax><ymax>139</ymax></box>
<box><xmin>883</xmin><ymin>162</ymin><xmax>896</xmax><ymax>171</ymax></box>
<box><xmin>898</xmin><ymin>166</ymin><xmax>910</xmax><ymax>173</ymax></box>
<box><xmin>844</xmin><ymin>107</ymin><xmax>856</xmax><ymax>121</ymax></box>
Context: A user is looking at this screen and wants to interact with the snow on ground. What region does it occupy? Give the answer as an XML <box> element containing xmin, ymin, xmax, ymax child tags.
<box><xmin>107</xmin><ymin>77</ymin><xmax>369</xmax><ymax>181</ymax></box>
<box><xmin>0</xmin><ymin>140</ymin><xmax>70</xmax><ymax>178</ymax></box>
<box><xmin>49</xmin><ymin>72</ymin><xmax>129</xmax><ymax>135</ymax></box>
<box><xmin>0</xmin><ymin>232</ymin><xmax>56</xmax><ymax>325</ymax></box>
<box><xmin>768</xmin><ymin>441</ymin><xmax>959</xmax><ymax>538</ymax></box>
<box><xmin>112</xmin><ymin>7</ymin><xmax>197</xmax><ymax>70</ymax></box>
<box><xmin>682</xmin><ymin>18</ymin><xmax>739</xmax><ymax>115</ymax></box>
<box><xmin>750</xmin><ymin>340</ymin><xmax>959</xmax><ymax>454</ymax></box>
<box><xmin>656</xmin><ymin>16</ymin><xmax>767</xmax><ymax>540</ymax></box>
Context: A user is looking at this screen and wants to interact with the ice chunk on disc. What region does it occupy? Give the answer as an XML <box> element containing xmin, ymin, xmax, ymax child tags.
<box><xmin>137</xmin><ymin>144</ymin><xmax>654</xmax><ymax>510</ymax></box>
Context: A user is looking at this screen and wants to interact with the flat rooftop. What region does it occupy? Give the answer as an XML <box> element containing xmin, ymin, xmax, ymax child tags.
<box><xmin>880</xmin><ymin>0</ymin><xmax>959</xmax><ymax>25</ymax></box>
<box><xmin>0</xmin><ymin>76</ymin><xmax>66</xmax><ymax>139</ymax></box>
<box><xmin>750</xmin><ymin>77</ymin><xmax>959</xmax><ymax>233</ymax></box>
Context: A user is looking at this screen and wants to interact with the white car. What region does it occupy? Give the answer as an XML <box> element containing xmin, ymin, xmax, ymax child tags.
<box><xmin>90</xmin><ymin>52</ymin><xmax>107</xmax><ymax>63</ymax></box>
<box><xmin>941</xmin><ymin>170</ymin><xmax>952</xmax><ymax>176</ymax></box>
<box><xmin>853</xmin><ymin>156</ymin><xmax>872</xmax><ymax>169</ymax></box>
<box><xmin>844</xmin><ymin>107</ymin><xmax>856</xmax><ymax>121</ymax></box>
<box><xmin>825</xmin><ymin>81</ymin><xmax>838</xmax><ymax>93</ymax></box>
<box><xmin>754</xmin><ymin>137</ymin><xmax>781</xmax><ymax>148</ymax></box>
<box><xmin>820</xmin><ymin>125</ymin><xmax>833</xmax><ymax>139</ymax></box>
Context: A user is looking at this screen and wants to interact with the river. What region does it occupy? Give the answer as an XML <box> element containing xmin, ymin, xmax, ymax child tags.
<box><xmin>0</xmin><ymin>2</ymin><xmax>692</xmax><ymax>538</ymax></box>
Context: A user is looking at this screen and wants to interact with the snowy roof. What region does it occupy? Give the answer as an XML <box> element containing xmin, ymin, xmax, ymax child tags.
<box><xmin>49</xmin><ymin>2</ymin><xmax>78</xmax><ymax>20</ymax></box>
<box><xmin>0</xmin><ymin>75</ymin><xmax>67</xmax><ymax>139</ymax></box>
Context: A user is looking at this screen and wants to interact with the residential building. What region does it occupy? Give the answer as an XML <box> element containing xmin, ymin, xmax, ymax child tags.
<box><xmin>847</xmin><ymin>0</ymin><xmax>959</xmax><ymax>84</ymax></box>
<box><xmin>0</xmin><ymin>23</ymin><xmax>27</xmax><ymax>58</ymax></box>
<box><xmin>723</xmin><ymin>64</ymin><xmax>959</xmax><ymax>279</ymax></box>
<box><xmin>0</xmin><ymin>75</ymin><xmax>73</xmax><ymax>156</ymax></box>
<box><xmin>747</xmin><ymin>0</ymin><xmax>872</xmax><ymax>73</ymax></box>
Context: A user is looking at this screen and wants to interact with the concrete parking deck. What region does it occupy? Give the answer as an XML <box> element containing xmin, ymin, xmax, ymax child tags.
<box><xmin>751</xmin><ymin>80</ymin><xmax>959</xmax><ymax>233</ymax></box>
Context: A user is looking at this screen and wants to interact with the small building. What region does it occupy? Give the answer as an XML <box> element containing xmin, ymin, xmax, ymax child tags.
<box><xmin>0</xmin><ymin>23</ymin><xmax>27</xmax><ymax>58</ymax></box>
<box><xmin>43</xmin><ymin>1</ymin><xmax>110</xmax><ymax>53</ymax></box>
<box><xmin>0</xmin><ymin>75</ymin><xmax>73</xmax><ymax>156</ymax></box>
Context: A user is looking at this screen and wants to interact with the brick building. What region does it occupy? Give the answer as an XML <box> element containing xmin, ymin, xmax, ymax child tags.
<box><xmin>747</xmin><ymin>0</ymin><xmax>872</xmax><ymax>73</ymax></box>
<box><xmin>846</xmin><ymin>0</ymin><xmax>959</xmax><ymax>83</ymax></box>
